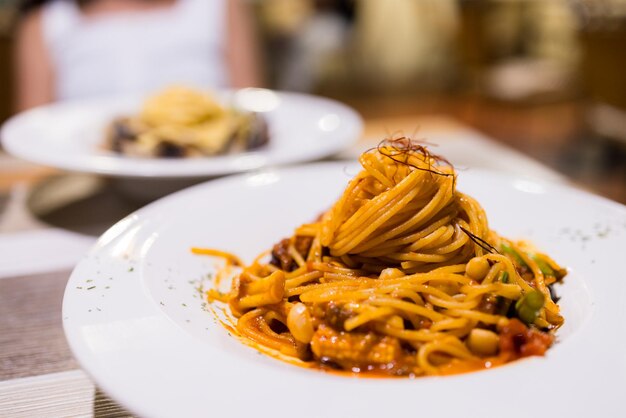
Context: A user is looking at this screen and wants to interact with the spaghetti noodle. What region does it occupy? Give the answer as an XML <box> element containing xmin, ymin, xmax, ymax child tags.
<box><xmin>199</xmin><ymin>139</ymin><xmax>566</xmax><ymax>377</ymax></box>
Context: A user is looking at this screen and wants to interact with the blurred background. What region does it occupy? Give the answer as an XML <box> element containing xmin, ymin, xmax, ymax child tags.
<box><xmin>0</xmin><ymin>3</ymin><xmax>625</xmax><ymax>414</ymax></box>
<box><xmin>0</xmin><ymin>0</ymin><xmax>625</xmax><ymax>202</ymax></box>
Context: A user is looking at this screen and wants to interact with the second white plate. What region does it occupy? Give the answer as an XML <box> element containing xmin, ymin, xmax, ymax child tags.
<box><xmin>1</xmin><ymin>89</ymin><xmax>362</xmax><ymax>178</ymax></box>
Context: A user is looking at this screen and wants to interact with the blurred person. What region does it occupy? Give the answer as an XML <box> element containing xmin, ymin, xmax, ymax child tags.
<box><xmin>14</xmin><ymin>0</ymin><xmax>261</xmax><ymax>111</ymax></box>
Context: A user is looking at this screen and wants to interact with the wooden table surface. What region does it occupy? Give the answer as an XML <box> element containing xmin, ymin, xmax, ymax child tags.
<box><xmin>0</xmin><ymin>111</ymin><xmax>622</xmax><ymax>417</ymax></box>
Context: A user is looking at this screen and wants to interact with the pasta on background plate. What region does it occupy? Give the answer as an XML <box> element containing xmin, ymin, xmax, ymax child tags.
<box><xmin>106</xmin><ymin>87</ymin><xmax>268</xmax><ymax>158</ymax></box>
<box><xmin>196</xmin><ymin>139</ymin><xmax>566</xmax><ymax>377</ymax></box>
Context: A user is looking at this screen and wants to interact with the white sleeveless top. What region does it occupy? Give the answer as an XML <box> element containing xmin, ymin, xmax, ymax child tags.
<box><xmin>42</xmin><ymin>0</ymin><xmax>229</xmax><ymax>101</ymax></box>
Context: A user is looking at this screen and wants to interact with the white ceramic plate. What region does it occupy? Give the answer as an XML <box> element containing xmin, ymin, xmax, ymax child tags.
<box><xmin>1</xmin><ymin>89</ymin><xmax>362</xmax><ymax>178</ymax></box>
<box><xmin>63</xmin><ymin>163</ymin><xmax>626</xmax><ymax>418</ymax></box>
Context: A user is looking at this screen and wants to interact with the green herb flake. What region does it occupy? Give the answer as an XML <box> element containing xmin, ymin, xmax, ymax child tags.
<box><xmin>87</xmin><ymin>286</ymin><xmax>96</xmax><ymax>290</ymax></box>
<box><xmin>194</xmin><ymin>284</ymin><xmax>205</xmax><ymax>296</ymax></box>
<box><xmin>128</xmin><ymin>267</ymin><xmax>134</xmax><ymax>272</ymax></box>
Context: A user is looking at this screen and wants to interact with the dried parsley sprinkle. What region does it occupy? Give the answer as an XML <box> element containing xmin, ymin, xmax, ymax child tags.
<box><xmin>86</xmin><ymin>279</ymin><xmax>93</xmax><ymax>283</ymax></box>
<box><xmin>182</xmin><ymin>303</ymin><xmax>187</xmax><ymax>307</ymax></box>
<box><xmin>87</xmin><ymin>286</ymin><xmax>96</xmax><ymax>290</ymax></box>
<box><xmin>76</xmin><ymin>286</ymin><xmax>83</xmax><ymax>290</ymax></box>
<box><xmin>128</xmin><ymin>267</ymin><xmax>134</xmax><ymax>272</ymax></box>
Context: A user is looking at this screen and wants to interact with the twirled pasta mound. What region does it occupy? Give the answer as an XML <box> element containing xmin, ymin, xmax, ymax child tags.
<box><xmin>198</xmin><ymin>139</ymin><xmax>566</xmax><ymax>377</ymax></box>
